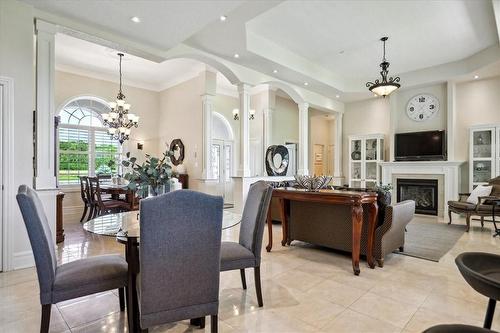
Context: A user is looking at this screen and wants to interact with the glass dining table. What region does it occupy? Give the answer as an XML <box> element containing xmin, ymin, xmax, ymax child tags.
<box><xmin>83</xmin><ymin>210</ymin><xmax>241</xmax><ymax>332</ymax></box>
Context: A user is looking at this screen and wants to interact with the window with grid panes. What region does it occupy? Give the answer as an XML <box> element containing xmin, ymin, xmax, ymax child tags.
<box><xmin>58</xmin><ymin>97</ymin><xmax>120</xmax><ymax>185</ymax></box>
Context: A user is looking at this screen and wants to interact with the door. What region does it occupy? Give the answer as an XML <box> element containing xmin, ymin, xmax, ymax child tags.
<box><xmin>211</xmin><ymin>139</ymin><xmax>234</xmax><ymax>204</ymax></box>
<box><xmin>313</xmin><ymin>144</ymin><xmax>325</xmax><ymax>176</ymax></box>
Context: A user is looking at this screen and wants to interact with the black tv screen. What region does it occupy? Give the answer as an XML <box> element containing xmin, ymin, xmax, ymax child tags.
<box><xmin>395</xmin><ymin>130</ymin><xmax>446</xmax><ymax>161</ymax></box>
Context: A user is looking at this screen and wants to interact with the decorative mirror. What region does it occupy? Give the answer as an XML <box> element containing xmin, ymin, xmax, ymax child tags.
<box><xmin>265</xmin><ymin>145</ymin><xmax>289</xmax><ymax>176</ymax></box>
<box><xmin>170</xmin><ymin>139</ymin><xmax>185</xmax><ymax>166</ymax></box>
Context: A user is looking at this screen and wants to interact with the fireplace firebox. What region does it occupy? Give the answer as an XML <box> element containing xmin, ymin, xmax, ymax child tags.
<box><xmin>397</xmin><ymin>178</ymin><xmax>438</xmax><ymax>215</ymax></box>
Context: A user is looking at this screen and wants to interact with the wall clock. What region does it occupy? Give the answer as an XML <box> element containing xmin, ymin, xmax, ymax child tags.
<box><xmin>406</xmin><ymin>94</ymin><xmax>439</xmax><ymax>122</ymax></box>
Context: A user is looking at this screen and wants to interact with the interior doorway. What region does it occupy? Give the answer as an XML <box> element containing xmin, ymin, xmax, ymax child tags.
<box><xmin>212</xmin><ymin>112</ymin><xmax>234</xmax><ymax>204</ymax></box>
<box><xmin>313</xmin><ymin>144</ymin><xmax>325</xmax><ymax>175</ymax></box>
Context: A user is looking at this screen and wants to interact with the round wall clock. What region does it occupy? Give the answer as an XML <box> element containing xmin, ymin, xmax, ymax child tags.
<box><xmin>406</xmin><ymin>94</ymin><xmax>439</xmax><ymax>122</ymax></box>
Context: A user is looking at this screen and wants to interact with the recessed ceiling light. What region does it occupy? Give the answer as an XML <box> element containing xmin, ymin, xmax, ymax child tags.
<box><xmin>474</xmin><ymin>75</ymin><xmax>479</xmax><ymax>79</ymax></box>
<box><xmin>220</xmin><ymin>15</ymin><xmax>227</xmax><ymax>22</ymax></box>
<box><xmin>335</xmin><ymin>94</ymin><xmax>340</xmax><ymax>98</ymax></box>
<box><xmin>130</xmin><ymin>16</ymin><xmax>141</xmax><ymax>23</ymax></box>
<box><xmin>273</xmin><ymin>69</ymin><xmax>278</xmax><ymax>74</ymax></box>
<box><xmin>304</xmin><ymin>82</ymin><xmax>309</xmax><ymax>86</ymax></box>
<box><xmin>234</xmin><ymin>53</ymin><xmax>239</xmax><ymax>59</ymax></box>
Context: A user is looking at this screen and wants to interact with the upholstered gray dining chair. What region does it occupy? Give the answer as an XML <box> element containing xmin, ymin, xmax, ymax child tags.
<box><xmin>138</xmin><ymin>190</ymin><xmax>223</xmax><ymax>333</ymax></box>
<box><xmin>16</xmin><ymin>185</ymin><xmax>128</xmax><ymax>333</ymax></box>
<box><xmin>220</xmin><ymin>181</ymin><xmax>273</xmax><ymax>307</ymax></box>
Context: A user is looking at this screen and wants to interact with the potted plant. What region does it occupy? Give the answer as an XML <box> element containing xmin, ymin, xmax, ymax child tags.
<box><xmin>121</xmin><ymin>149</ymin><xmax>173</xmax><ymax>197</ymax></box>
<box><xmin>374</xmin><ymin>183</ymin><xmax>393</xmax><ymax>206</ymax></box>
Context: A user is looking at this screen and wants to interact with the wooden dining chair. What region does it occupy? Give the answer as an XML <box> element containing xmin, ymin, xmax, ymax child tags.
<box><xmin>16</xmin><ymin>185</ymin><xmax>128</xmax><ymax>333</ymax></box>
<box><xmin>88</xmin><ymin>177</ymin><xmax>129</xmax><ymax>217</ymax></box>
<box><xmin>78</xmin><ymin>176</ymin><xmax>92</xmax><ymax>222</ymax></box>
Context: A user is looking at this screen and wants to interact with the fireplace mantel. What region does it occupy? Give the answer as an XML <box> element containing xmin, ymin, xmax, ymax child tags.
<box><xmin>380</xmin><ymin>161</ymin><xmax>465</xmax><ymax>217</ymax></box>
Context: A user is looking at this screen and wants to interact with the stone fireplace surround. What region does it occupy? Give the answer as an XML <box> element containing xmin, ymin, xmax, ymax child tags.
<box><xmin>380</xmin><ymin>161</ymin><xmax>464</xmax><ymax>217</ymax></box>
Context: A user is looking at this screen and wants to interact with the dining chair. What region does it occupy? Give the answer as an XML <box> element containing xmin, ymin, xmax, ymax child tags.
<box><xmin>88</xmin><ymin>177</ymin><xmax>129</xmax><ymax>217</ymax></box>
<box><xmin>78</xmin><ymin>176</ymin><xmax>91</xmax><ymax>222</ymax></box>
<box><xmin>138</xmin><ymin>190</ymin><xmax>223</xmax><ymax>332</ymax></box>
<box><xmin>220</xmin><ymin>181</ymin><xmax>273</xmax><ymax>307</ymax></box>
<box><xmin>16</xmin><ymin>185</ymin><xmax>128</xmax><ymax>333</ymax></box>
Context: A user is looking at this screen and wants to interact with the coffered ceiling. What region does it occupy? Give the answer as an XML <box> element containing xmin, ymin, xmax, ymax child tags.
<box><xmin>25</xmin><ymin>0</ymin><xmax>500</xmax><ymax>102</ymax></box>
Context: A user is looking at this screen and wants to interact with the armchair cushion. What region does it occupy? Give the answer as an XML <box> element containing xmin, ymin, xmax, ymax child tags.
<box><xmin>448</xmin><ymin>200</ymin><xmax>476</xmax><ymax>211</ymax></box>
<box><xmin>220</xmin><ymin>241</ymin><xmax>256</xmax><ymax>271</ymax></box>
<box><xmin>466</xmin><ymin>185</ymin><xmax>492</xmax><ymax>204</ymax></box>
<box><xmin>52</xmin><ymin>254</ymin><xmax>128</xmax><ymax>303</ymax></box>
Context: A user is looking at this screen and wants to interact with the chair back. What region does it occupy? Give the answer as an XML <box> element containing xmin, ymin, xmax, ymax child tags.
<box><xmin>239</xmin><ymin>181</ymin><xmax>273</xmax><ymax>263</ymax></box>
<box><xmin>79</xmin><ymin>176</ymin><xmax>90</xmax><ymax>203</ymax></box>
<box><xmin>139</xmin><ymin>190</ymin><xmax>223</xmax><ymax>325</ymax></box>
<box><xmin>88</xmin><ymin>177</ymin><xmax>105</xmax><ymax>209</ymax></box>
<box><xmin>16</xmin><ymin>185</ymin><xmax>57</xmax><ymax>304</ymax></box>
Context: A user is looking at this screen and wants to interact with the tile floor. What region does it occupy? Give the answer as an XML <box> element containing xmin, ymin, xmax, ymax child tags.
<box><xmin>2</xmin><ymin>212</ymin><xmax>500</xmax><ymax>332</ymax></box>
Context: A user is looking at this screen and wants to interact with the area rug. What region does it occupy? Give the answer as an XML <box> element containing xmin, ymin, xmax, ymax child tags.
<box><xmin>394</xmin><ymin>221</ymin><xmax>466</xmax><ymax>262</ymax></box>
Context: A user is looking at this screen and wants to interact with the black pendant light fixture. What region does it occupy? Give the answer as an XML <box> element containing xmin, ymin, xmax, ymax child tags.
<box><xmin>366</xmin><ymin>37</ymin><xmax>401</xmax><ymax>97</ymax></box>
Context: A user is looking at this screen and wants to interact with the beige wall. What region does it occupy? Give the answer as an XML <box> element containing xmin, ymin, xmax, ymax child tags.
<box><xmin>272</xmin><ymin>96</ymin><xmax>299</xmax><ymax>145</ymax></box>
<box><xmin>309</xmin><ymin>110</ymin><xmax>335</xmax><ymax>175</ymax></box>
<box><xmin>342</xmin><ymin>98</ymin><xmax>391</xmax><ymax>178</ymax></box>
<box><xmin>0</xmin><ymin>0</ymin><xmax>37</xmax><ymax>268</ymax></box>
<box><xmin>455</xmin><ymin>76</ymin><xmax>500</xmax><ymax>161</ymax></box>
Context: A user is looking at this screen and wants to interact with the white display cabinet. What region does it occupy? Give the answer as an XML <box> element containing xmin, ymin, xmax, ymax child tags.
<box><xmin>348</xmin><ymin>134</ymin><xmax>385</xmax><ymax>189</ymax></box>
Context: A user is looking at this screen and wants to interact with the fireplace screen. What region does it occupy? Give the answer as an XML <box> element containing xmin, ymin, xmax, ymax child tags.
<box><xmin>397</xmin><ymin>178</ymin><xmax>438</xmax><ymax>215</ymax></box>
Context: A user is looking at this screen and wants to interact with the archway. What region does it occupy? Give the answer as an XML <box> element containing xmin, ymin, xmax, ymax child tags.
<box><xmin>212</xmin><ymin>112</ymin><xmax>235</xmax><ymax>204</ymax></box>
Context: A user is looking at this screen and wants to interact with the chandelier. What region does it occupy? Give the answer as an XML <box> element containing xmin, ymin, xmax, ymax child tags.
<box><xmin>366</xmin><ymin>37</ymin><xmax>401</xmax><ymax>97</ymax></box>
<box><xmin>102</xmin><ymin>53</ymin><xmax>139</xmax><ymax>144</ymax></box>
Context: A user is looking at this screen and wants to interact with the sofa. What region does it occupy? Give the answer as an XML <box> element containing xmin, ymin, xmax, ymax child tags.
<box><xmin>288</xmin><ymin>198</ymin><xmax>415</xmax><ymax>267</ymax></box>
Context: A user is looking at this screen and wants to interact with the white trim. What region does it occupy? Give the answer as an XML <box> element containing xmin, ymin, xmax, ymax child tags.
<box><xmin>11</xmin><ymin>251</ymin><xmax>35</xmax><ymax>270</ymax></box>
<box><xmin>0</xmin><ymin>77</ymin><xmax>15</xmax><ymax>271</ymax></box>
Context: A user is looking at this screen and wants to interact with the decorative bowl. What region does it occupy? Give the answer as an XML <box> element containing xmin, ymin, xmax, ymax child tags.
<box><xmin>294</xmin><ymin>175</ymin><xmax>332</xmax><ymax>192</ymax></box>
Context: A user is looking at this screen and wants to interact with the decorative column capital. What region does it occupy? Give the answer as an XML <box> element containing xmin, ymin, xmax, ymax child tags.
<box><xmin>298</xmin><ymin>102</ymin><xmax>309</xmax><ymax>111</ymax></box>
<box><xmin>200</xmin><ymin>93</ymin><xmax>215</xmax><ymax>103</ymax></box>
<box><xmin>35</xmin><ymin>20</ymin><xmax>58</xmax><ymax>34</ymax></box>
<box><xmin>237</xmin><ymin>83</ymin><xmax>252</xmax><ymax>94</ymax></box>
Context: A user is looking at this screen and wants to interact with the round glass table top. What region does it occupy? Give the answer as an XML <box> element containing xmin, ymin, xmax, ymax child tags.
<box><xmin>83</xmin><ymin>210</ymin><xmax>241</xmax><ymax>238</ymax></box>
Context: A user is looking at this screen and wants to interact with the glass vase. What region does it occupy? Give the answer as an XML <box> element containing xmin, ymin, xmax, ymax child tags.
<box><xmin>148</xmin><ymin>185</ymin><xmax>165</xmax><ymax>197</ymax></box>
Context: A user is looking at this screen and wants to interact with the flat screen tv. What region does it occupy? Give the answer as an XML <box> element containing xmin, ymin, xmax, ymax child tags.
<box><xmin>395</xmin><ymin>130</ymin><xmax>446</xmax><ymax>161</ymax></box>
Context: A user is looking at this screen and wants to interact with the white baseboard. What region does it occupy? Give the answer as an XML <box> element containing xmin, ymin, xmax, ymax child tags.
<box><xmin>12</xmin><ymin>250</ymin><xmax>34</xmax><ymax>270</ymax></box>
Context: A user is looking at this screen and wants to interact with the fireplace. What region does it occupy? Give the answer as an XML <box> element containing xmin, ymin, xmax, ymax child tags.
<box><xmin>397</xmin><ymin>178</ymin><xmax>438</xmax><ymax>215</ymax></box>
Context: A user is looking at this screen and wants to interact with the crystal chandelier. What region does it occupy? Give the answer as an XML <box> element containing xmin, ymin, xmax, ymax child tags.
<box><xmin>366</xmin><ymin>37</ymin><xmax>401</xmax><ymax>97</ymax></box>
<box><xmin>102</xmin><ymin>53</ymin><xmax>139</xmax><ymax>144</ymax></box>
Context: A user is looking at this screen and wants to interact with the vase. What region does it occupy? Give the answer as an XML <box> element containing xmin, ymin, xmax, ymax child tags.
<box><xmin>148</xmin><ymin>185</ymin><xmax>165</xmax><ymax>197</ymax></box>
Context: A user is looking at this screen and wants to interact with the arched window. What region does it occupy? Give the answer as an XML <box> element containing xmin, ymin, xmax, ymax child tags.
<box><xmin>57</xmin><ymin>97</ymin><xmax>120</xmax><ymax>185</ymax></box>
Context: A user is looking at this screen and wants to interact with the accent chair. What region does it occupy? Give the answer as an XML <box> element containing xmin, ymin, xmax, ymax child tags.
<box><xmin>220</xmin><ymin>181</ymin><xmax>273</xmax><ymax>307</ymax></box>
<box><xmin>16</xmin><ymin>185</ymin><xmax>128</xmax><ymax>333</ymax></box>
<box><xmin>137</xmin><ymin>190</ymin><xmax>223</xmax><ymax>332</ymax></box>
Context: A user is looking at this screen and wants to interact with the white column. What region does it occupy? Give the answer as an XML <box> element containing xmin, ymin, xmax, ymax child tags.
<box><xmin>389</xmin><ymin>93</ymin><xmax>398</xmax><ymax>162</ymax></box>
<box><xmin>238</xmin><ymin>83</ymin><xmax>251</xmax><ymax>177</ymax></box>
<box><xmin>201</xmin><ymin>94</ymin><xmax>214</xmax><ymax>179</ymax></box>
<box><xmin>298</xmin><ymin>102</ymin><xmax>309</xmax><ymax>175</ymax></box>
<box><xmin>35</xmin><ymin>20</ymin><xmax>57</xmax><ymax>189</ymax></box>
<box><xmin>334</xmin><ymin>112</ymin><xmax>343</xmax><ymax>177</ymax></box>
<box><xmin>447</xmin><ymin>81</ymin><xmax>456</xmax><ymax>161</ymax></box>
<box><xmin>263</xmin><ymin>107</ymin><xmax>274</xmax><ymax>152</ymax></box>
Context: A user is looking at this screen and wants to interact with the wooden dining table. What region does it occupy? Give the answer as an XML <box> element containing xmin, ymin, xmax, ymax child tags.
<box><xmin>83</xmin><ymin>210</ymin><xmax>242</xmax><ymax>332</ymax></box>
<box><xmin>100</xmin><ymin>183</ymin><xmax>137</xmax><ymax>210</ymax></box>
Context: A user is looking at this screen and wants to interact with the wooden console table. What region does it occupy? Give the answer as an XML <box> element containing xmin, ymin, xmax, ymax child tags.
<box><xmin>266</xmin><ymin>188</ymin><xmax>378</xmax><ymax>275</ymax></box>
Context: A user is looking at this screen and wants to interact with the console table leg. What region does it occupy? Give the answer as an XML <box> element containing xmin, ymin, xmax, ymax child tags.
<box><xmin>367</xmin><ymin>201</ymin><xmax>378</xmax><ymax>269</ymax></box>
<box><xmin>279</xmin><ymin>198</ymin><xmax>288</xmax><ymax>246</ymax></box>
<box><xmin>266</xmin><ymin>207</ymin><xmax>273</xmax><ymax>252</ymax></box>
<box><xmin>351</xmin><ymin>204</ymin><xmax>363</xmax><ymax>275</ymax></box>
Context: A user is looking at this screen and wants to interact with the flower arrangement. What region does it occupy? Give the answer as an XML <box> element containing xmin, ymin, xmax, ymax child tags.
<box><xmin>121</xmin><ymin>149</ymin><xmax>173</xmax><ymax>197</ymax></box>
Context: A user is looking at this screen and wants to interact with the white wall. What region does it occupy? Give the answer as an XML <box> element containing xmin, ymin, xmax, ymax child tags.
<box><xmin>342</xmin><ymin>97</ymin><xmax>391</xmax><ymax>179</ymax></box>
<box><xmin>0</xmin><ymin>0</ymin><xmax>36</xmax><ymax>269</ymax></box>
<box><xmin>309</xmin><ymin>109</ymin><xmax>335</xmax><ymax>175</ymax></box>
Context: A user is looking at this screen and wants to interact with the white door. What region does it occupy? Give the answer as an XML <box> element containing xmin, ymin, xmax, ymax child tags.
<box><xmin>211</xmin><ymin>140</ymin><xmax>234</xmax><ymax>204</ymax></box>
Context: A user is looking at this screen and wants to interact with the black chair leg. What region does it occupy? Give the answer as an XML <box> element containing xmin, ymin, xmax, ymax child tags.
<box><xmin>118</xmin><ymin>287</ymin><xmax>125</xmax><ymax>311</ymax></box>
<box><xmin>211</xmin><ymin>314</ymin><xmax>218</xmax><ymax>333</ymax></box>
<box><xmin>80</xmin><ymin>204</ymin><xmax>88</xmax><ymax>223</ymax></box>
<box><xmin>484</xmin><ymin>298</ymin><xmax>496</xmax><ymax>329</ymax></box>
<box><xmin>199</xmin><ymin>316</ymin><xmax>206</xmax><ymax>329</ymax></box>
<box><xmin>254</xmin><ymin>266</ymin><xmax>263</xmax><ymax>307</ymax></box>
<box><xmin>41</xmin><ymin>304</ymin><xmax>51</xmax><ymax>333</ymax></box>
<box><xmin>240</xmin><ymin>269</ymin><xmax>247</xmax><ymax>290</ymax></box>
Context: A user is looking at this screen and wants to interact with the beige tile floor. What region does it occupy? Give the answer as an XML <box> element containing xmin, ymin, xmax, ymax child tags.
<box><xmin>2</xmin><ymin>212</ymin><xmax>500</xmax><ymax>332</ymax></box>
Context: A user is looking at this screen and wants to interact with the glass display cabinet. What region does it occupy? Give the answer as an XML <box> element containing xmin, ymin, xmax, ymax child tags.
<box><xmin>469</xmin><ymin>126</ymin><xmax>497</xmax><ymax>191</ymax></box>
<box><xmin>348</xmin><ymin>134</ymin><xmax>385</xmax><ymax>189</ymax></box>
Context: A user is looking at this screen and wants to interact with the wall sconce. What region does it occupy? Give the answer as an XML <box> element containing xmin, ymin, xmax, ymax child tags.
<box><xmin>232</xmin><ymin>108</ymin><xmax>255</xmax><ymax>120</ymax></box>
<box><xmin>137</xmin><ymin>142</ymin><xmax>144</xmax><ymax>150</ymax></box>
